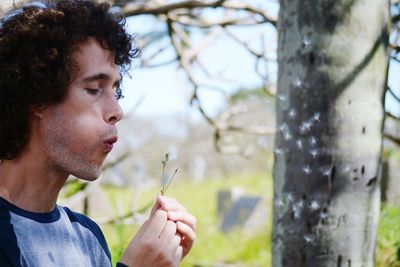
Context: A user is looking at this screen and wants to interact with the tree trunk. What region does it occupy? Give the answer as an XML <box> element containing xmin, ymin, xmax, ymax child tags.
<box><xmin>273</xmin><ymin>1</ymin><xmax>389</xmax><ymax>266</ymax></box>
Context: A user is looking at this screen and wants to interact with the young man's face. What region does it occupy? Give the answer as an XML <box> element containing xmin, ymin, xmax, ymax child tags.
<box><xmin>38</xmin><ymin>38</ymin><xmax>123</xmax><ymax>180</ymax></box>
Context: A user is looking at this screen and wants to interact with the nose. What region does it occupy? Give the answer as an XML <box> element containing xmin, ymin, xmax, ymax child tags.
<box><xmin>105</xmin><ymin>99</ymin><xmax>123</xmax><ymax>124</ymax></box>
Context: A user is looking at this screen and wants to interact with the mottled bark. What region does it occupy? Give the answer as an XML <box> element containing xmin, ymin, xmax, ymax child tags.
<box><xmin>273</xmin><ymin>0</ymin><xmax>389</xmax><ymax>266</ymax></box>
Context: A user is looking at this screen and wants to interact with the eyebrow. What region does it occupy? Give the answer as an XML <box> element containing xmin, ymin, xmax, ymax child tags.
<box><xmin>82</xmin><ymin>73</ymin><xmax>122</xmax><ymax>87</ymax></box>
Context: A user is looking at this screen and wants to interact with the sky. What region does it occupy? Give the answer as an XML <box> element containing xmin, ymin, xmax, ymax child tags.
<box><xmin>118</xmin><ymin>2</ymin><xmax>400</xmax><ymax>119</ymax></box>
<box><xmin>118</xmin><ymin>1</ymin><xmax>279</xmax><ymax>119</ymax></box>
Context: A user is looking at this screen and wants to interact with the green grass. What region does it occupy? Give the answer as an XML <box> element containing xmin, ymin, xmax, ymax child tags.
<box><xmin>99</xmin><ymin>173</ymin><xmax>400</xmax><ymax>267</ymax></box>
<box><xmin>376</xmin><ymin>204</ymin><xmax>400</xmax><ymax>267</ymax></box>
<box><xmin>101</xmin><ymin>173</ymin><xmax>272</xmax><ymax>266</ymax></box>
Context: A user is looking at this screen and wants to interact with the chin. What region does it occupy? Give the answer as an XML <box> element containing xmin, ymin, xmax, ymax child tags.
<box><xmin>73</xmin><ymin>168</ymin><xmax>102</xmax><ymax>182</ymax></box>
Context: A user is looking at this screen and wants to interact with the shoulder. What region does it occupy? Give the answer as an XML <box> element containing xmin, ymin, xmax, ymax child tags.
<box><xmin>61</xmin><ymin>206</ymin><xmax>111</xmax><ymax>259</ymax></box>
<box><xmin>0</xmin><ymin>203</ymin><xmax>21</xmax><ymax>266</ymax></box>
<box><xmin>62</xmin><ymin>206</ymin><xmax>102</xmax><ymax>233</ymax></box>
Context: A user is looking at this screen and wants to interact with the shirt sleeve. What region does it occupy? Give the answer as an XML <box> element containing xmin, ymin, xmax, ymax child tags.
<box><xmin>0</xmin><ymin>246</ymin><xmax>18</xmax><ymax>267</ymax></box>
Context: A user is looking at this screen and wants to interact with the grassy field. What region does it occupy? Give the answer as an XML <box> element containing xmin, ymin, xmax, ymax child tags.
<box><xmin>100</xmin><ymin>173</ymin><xmax>400</xmax><ymax>266</ymax></box>
<box><xmin>376</xmin><ymin>204</ymin><xmax>400</xmax><ymax>267</ymax></box>
<box><xmin>102</xmin><ymin>173</ymin><xmax>271</xmax><ymax>266</ymax></box>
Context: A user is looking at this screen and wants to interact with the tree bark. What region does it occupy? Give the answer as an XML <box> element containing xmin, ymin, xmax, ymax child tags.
<box><xmin>273</xmin><ymin>0</ymin><xmax>389</xmax><ymax>266</ymax></box>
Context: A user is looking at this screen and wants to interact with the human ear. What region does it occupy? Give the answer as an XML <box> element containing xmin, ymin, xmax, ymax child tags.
<box><xmin>30</xmin><ymin>104</ymin><xmax>47</xmax><ymax>118</ymax></box>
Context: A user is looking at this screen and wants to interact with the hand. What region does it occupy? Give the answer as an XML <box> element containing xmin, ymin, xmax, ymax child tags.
<box><xmin>119</xmin><ymin>208</ymin><xmax>182</xmax><ymax>267</ymax></box>
<box><xmin>156</xmin><ymin>195</ymin><xmax>197</xmax><ymax>259</ymax></box>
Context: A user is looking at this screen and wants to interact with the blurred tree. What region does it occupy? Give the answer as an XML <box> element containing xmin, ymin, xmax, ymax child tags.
<box><xmin>273</xmin><ymin>1</ymin><xmax>389</xmax><ymax>266</ymax></box>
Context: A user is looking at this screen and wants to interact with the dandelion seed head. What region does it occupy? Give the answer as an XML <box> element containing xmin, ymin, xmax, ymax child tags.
<box><xmin>303</xmin><ymin>165</ymin><xmax>312</xmax><ymax>174</ymax></box>
<box><xmin>320</xmin><ymin>211</ymin><xmax>328</xmax><ymax>220</ymax></box>
<box><xmin>278</xmin><ymin>94</ymin><xmax>286</xmax><ymax>101</ymax></box>
<box><xmin>288</xmin><ymin>108</ymin><xmax>297</xmax><ymax>119</ymax></box>
<box><xmin>304</xmin><ymin>234</ymin><xmax>316</xmax><ymax>244</ymax></box>
<box><xmin>274</xmin><ymin>148</ymin><xmax>284</xmax><ymax>155</ymax></box>
<box><xmin>300</xmin><ymin>121</ymin><xmax>312</xmax><ymax>134</ymax></box>
<box><xmin>302</xmin><ymin>37</ymin><xmax>311</xmax><ymax>47</ymax></box>
<box><xmin>312</xmin><ymin>112</ymin><xmax>321</xmax><ymax>122</ymax></box>
<box><xmin>343</xmin><ymin>165</ymin><xmax>351</xmax><ymax>173</ymax></box>
<box><xmin>283</xmin><ymin>132</ymin><xmax>293</xmax><ymax>141</ymax></box>
<box><xmin>309</xmin><ymin>136</ymin><xmax>317</xmax><ymax>146</ymax></box>
<box><xmin>296</xmin><ymin>139</ymin><xmax>303</xmax><ymax>149</ymax></box>
<box><xmin>293</xmin><ymin>203</ymin><xmax>302</xmax><ymax>219</ymax></box>
<box><xmin>321</xmin><ymin>166</ymin><xmax>331</xmax><ymax>176</ymax></box>
<box><xmin>292</xmin><ymin>77</ymin><xmax>302</xmax><ymax>88</ymax></box>
<box><xmin>279</xmin><ymin>123</ymin><xmax>289</xmax><ymax>132</ymax></box>
<box><xmin>310</xmin><ymin>149</ymin><xmax>318</xmax><ymax>158</ymax></box>
<box><xmin>310</xmin><ymin>200</ymin><xmax>320</xmax><ymax>211</ymax></box>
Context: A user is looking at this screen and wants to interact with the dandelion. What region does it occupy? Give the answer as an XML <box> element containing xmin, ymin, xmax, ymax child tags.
<box><xmin>278</xmin><ymin>94</ymin><xmax>286</xmax><ymax>101</ymax></box>
<box><xmin>293</xmin><ymin>200</ymin><xmax>304</xmax><ymax>219</ymax></box>
<box><xmin>303</xmin><ymin>165</ymin><xmax>312</xmax><ymax>174</ymax></box>
<box><xmin>287</xmin><ymin>193</ymin><xmax>294</xmax><ymax>202</ymax></box>
<box><xmin>275</xmin><ymin>198</ymin><xmax>285</xmax><ymax>208</ymax></box>
<box><xmin>320</xmin><ymin>211</ymin><xmax>328</xmax><ymax>220</ymax></box>
<box><xmin>309</xmin><ymin>200</ymin><xmax>320</xmax><ymax>211</ymax></box>
<box><xmin>310</xmin><ymin>149</ymin><xmax>318</xmax><ymax>158</ymax></box>
<box><xmin>299</xmin><ymin>121</ymin><xmax>312</xmax><ymax>134</ymax></box>
<box><xmin>288</xmin><ymin>108</ymin><xmax>297</xmax><ymax>119</ymax></box>
<box><xmin>342</xmin><ymin>165</ymin><xmax>351</xmax><ymax>173</ymax></box>
<box><xmin>304</xmin><ymin>234</ymin><xmax>316</xmax><ymax>244</ymax></box>
<box><xmin>309</xmin><ymin>136</ymin><xmax>317</xmax><ymax>147</ymax></box>
<box><xmin>278</xmin><ymin>123</ymin><xmax>289</xmax><ymax>132</ymax></box>
<box><xmin>302</xmin><ymin>36</ymin><xmax>311</xmax><ymax>47</ymax></box>
<box><xmin>283</xmin><ymin>131</ymin><xmax>293</xmax><ymax>141</ymax></box>
<box><xmin>320</xmin><ymin>166</ymin><xmax>331</xmax><ymax>176</ymax></box>
<box><xmin>292</xmin><ymin>77</ymin><xmax>302</xmax><ymax>88</ymax></box>
<box><xmin>274</xmin><ymin>148</ymin><xmax>284</xmax><ymax>155</ymax></box>
<box><xmin>311</xmin><ymin>112</ymin><xmax>321</xmax><ymax>122</ymax></box>
<box><xmin>296</xmin><ymin>139</ymin><xmax>303</xmax><ymax>149</ymax></box>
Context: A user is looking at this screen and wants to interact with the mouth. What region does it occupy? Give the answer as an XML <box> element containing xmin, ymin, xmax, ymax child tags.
<box><xmin>103</xmin><ymin>136</ymin><xmax>118</xmax><ymax>153</ymax></box>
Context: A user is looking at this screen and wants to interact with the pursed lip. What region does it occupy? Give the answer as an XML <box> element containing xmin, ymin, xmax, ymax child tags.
<box><xmin>103</xmin><ymin>136</ymin><xmax>118</xmax><ymax>153</ymax></box>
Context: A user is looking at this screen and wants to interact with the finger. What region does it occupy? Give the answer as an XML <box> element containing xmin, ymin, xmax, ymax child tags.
<box><xmin>150</xmin><ymin>196</ymin><xmax>162</xmax><ymax>216</ymax></box>
<box><xmin>176</xmin><ymin>221</ymin><xmax>196</xmax><ymax>248</ymax></box>
<box><xmin>159</xmin><ymin>220</ymin><xmax>177</xmax><ymax>243</ymax></box>
<box><xmin>169</xmin><ymin>234</ymin><xmax>181</xmax><ymax>252</ymax></box>
<box><xmin>157</xmin><ymin>195</ymin><xmax>186</xmax><ymax>212</ymax></box>
<box><xmin>175</xmin><ymin>245</ymin><xmax>183</xmax><ymax>262</ymax></box>
<box><xmin>145</xmin><ymin>209</ymin><xmax>168</xmax><ymax>238</ymax></box>
<box><xmin>167</xmin><ymin>211</ymin><xmax>197</xmax><ymax>231</ymax></box>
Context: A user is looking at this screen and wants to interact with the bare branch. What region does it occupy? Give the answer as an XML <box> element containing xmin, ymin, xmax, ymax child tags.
<box><xmin>384</xmin><ymin>131</ymin><xmax>400</xmax><ymax>146</ymax></box>
<box><xmin>387</xmin><ymin>86</ymin><xmax>400</xmax><ymax>103</ymax></box>
<box><xmin>121</xmin><ymin>0</ymin><xmax>228</xmax><ymax>17</ymax></box>
<box><xmin>385</xmin><ymin>111</ymin><xmax>400</xmax><ymax>121</ymax></box>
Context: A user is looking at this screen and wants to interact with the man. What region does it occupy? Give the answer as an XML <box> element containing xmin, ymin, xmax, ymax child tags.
<box><xmin>0</xmin><ymin>1</ymin><xmax>196</xmax><ymax>266</ymax></box>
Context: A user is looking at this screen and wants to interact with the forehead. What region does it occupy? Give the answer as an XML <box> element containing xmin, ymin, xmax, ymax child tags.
<box><xmin>71</xmin><ymin>38</ymin><xmax>119</xmax><ymax>81</ymax></box>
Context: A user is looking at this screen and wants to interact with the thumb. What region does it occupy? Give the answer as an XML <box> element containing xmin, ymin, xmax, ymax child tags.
<box><xmin>150</xmin><ymin>194</ymin><xmax>162</xmax><ymax>216</ymax></box>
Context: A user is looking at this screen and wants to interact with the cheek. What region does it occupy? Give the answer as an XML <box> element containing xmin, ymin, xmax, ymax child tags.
<box><xmin>44</xmin><ymin>111</ymin><xmax>100</xmax><ymax>152</ymax></box>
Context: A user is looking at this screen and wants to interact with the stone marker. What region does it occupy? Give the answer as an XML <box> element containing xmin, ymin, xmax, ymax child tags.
<box><xmin>217</xmin><ymin>188</ymin><xmax>243</xmax><ymax>218</ymax></box>
<box><xmin>220</xmin><ymin>196</ymin><xmax>260</xmax><ymax>232</ymax></box>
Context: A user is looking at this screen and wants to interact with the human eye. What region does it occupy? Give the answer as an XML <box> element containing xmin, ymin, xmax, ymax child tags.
<box><xmin>114</xmin><ymin>87</ymin><xmax>125</xmax><ymax>100</ymax></box>
<box><xmin>85</xmin><ymin>88</ymin><xmax>102</xmax><ymax>96</ymax></box>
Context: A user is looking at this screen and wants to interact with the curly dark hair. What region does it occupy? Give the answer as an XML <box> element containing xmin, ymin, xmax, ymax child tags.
<box><xmin>0</xmin><ymin>0</ymin><xmax>139</xmax><ymax>160</ymax></box>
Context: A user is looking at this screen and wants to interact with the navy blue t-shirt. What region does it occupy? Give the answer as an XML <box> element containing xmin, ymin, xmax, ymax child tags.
<box><xmin>0</xmin><ymin>196</ymin><xmax>112</xmax><ymax>267</ymax></box>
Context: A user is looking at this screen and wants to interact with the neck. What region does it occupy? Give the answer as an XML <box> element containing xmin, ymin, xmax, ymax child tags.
<box><xmin>0</xmin><ymin>150</ymin><xmax>68</xmax><ymax>213</ymax></box>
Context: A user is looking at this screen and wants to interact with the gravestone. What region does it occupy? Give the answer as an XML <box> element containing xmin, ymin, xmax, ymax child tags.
<box><xmin>217</xmin><ymin>188</ymin><xmax>243</xmax><ymax>218</ymax></box>
<box><xmin>220</xmin><ymin>196</ymin><xmax>261</xmax><ymax>232</ymax></box>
